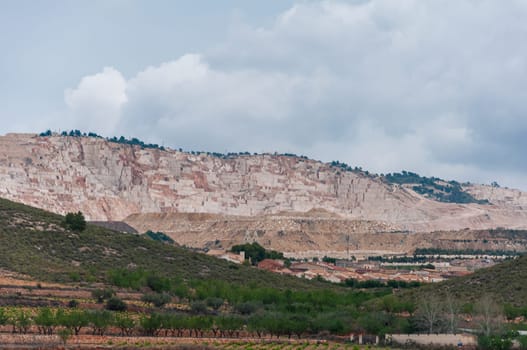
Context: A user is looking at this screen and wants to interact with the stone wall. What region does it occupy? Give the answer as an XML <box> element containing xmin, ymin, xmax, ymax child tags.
<box><xmin>387</xmin><ymin>333</ymin><xmax>477</xmax><ymax>346</ymax></box>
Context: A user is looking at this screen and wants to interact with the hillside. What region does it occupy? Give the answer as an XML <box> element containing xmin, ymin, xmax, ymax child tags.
<box><xmin>1</xmin><ymin>133</ymin><xmax>527</xmax><ymax>252</ymax></box>
<box><xmin>407</xmin><ymin>254</ymin><xmax>527</xmax><ymax>306</ymax></box>
<box><xmin>0</xmin><ymin>197</ymin><xmax>325</xmax><ymax>290</ymax></box>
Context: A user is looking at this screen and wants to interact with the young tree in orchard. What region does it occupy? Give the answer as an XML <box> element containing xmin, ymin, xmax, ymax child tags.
<box><xmin>62</xmin><ymin>310</ymin><xmax>89</xmax><ymax>336</ymax></box>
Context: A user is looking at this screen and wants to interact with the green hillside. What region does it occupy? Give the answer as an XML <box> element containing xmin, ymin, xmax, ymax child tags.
<box><xmin>405</xmin><ymin>255</ymin><xmax>527</xmax><ymax>307</ymax></box>
<box><xmin>0</xmin><ymin>197</ymin><xmax>323</xmax><ymax>290</ymax></box>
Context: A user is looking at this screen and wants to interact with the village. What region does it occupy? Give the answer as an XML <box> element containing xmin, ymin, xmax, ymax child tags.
<box><xmin>206</xmin><ymin>249</ymin><xmax>503</xmax><ymax>284</ymax></box>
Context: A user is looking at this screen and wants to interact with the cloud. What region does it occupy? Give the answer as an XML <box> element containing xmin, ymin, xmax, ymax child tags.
<box><xmin>65</xmin><ymin>67</ymin><xmax>127</xmax><ymax>135</ymax></box>
<box><xmin>64</xmin><ymin>0</ymin><xmax>527</xmax><ymax>189</ymax></box>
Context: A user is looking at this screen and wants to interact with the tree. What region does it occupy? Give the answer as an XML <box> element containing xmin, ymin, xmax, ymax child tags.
<box><xmin>115</xmin><ymin>313</ymin><xmax>136</xmax><ymax>336</ymax></box>
<box><xmin>188</xmin><ymin>316</ymin><xmax>212</xmax><ymax>337</ymax></box>
<box><xmin>0</xmin><ymin>307</ymin><xmax>8</xmax><ymax>326</ymax></box>
<box><xmin>63</xmin><ymin>211</ymin><xmax>86</xmax><ymax>231</ymax></box>
<box><xmin>62</xmin><ymin>310</ymin><xmax>89</xmax><ymax>335</ymax></box>
<box><xmin>140</xmin><ymin>313</ymin><xmax>163</xmax><ymax>336</ymax></box>
<box><xmin>88</xmin><ymin>310</ymin><xmax>113</xmax><ymax>336</ymax></box>
<box><xmin>35</xmin><ymin>307</ymin><xmax>57</xmax><ymax>335</ymax></box>
<box><xmin>58</xmin><ymin>328</ymin><xmax>72</xmax><ymax>349</ymax></box>
<box><xmin>415</xmin><ymin>296</ymin><xmax>443</xmax><ymax>333</ymax></box>
<box><xmin>444</xmin><ymin>293</ymin><xmax>461</xmax><ymax>334</ymax></box>
<box><xmin>12</xmin><ymin>310</ymin><xmax>32</xmax><ymax>334</ymax></box>
<box><xmin>476</xmin><ymin>294</ymin><xmax>504</xmax><ymax>337</ymax></box>
<box><xmin>216</xmin><ymin>315</ymin><xmax>244</xmax><ymax>337</ymax></box>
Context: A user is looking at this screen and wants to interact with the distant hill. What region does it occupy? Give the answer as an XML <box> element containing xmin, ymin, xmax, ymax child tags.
<box><xmin>0</xmin><ymin>132</ymin><xmax>527</xmax><ymax>253</ymax></box>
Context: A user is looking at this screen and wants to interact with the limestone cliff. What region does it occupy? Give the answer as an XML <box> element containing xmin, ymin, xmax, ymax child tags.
<box><xmin>0</xmin><ymin>133</ymin><xmax>526</xmax><ymax>236</ymax></box>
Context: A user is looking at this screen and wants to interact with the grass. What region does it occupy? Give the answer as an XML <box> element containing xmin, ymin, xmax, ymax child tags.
<box><xmin>0</xmin><ymin>197</ymin><xmax>332</xmax><ymax>291</ymax></box>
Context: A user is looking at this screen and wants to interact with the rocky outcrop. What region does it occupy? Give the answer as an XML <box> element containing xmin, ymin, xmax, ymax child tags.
<box><xmin>0</xmin><ymin>133</ymin><xmax>527</xmax><ymax>237</ymax></box>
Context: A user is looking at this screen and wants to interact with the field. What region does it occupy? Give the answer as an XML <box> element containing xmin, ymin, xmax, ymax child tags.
<box><xmin>0</xmin><ymin>334</ymin><xmax>385</xmax><ymax>350</ymax></box>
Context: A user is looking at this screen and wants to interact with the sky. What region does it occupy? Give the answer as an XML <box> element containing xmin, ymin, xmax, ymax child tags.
<box><xmin>1</xmin><ymin>1</ymin><xmax>527</xmax><ymax>190</ymax></box>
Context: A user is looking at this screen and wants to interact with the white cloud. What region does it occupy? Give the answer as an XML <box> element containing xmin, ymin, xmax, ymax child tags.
<box><xmin>64</xmin><ymin>0</ymin><xmax>527</xmax><ymax>189</ymax></box>
<box><xmin>65</xmin><ymin>67</ymin><xmax>127</xmax><ymax>135</ymax></box>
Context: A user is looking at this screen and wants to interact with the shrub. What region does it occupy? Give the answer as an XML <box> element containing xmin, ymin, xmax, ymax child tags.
<box><xmin>518</xmin><ymin>335</ymin><xmax>527</xmax><ymax>350</ymax></box>
<box><xmin>191</xmin><ymin>301</ymin><xmax>208</xmax><ymax>314</ymax></box>
<box><xmin>106</xmin><ymin>296</ymin><xmax>127</xmax><ymax>311</ymax></box>
<box><xmin>235</xmin><ymin>301</ymin><xmax>259</xmax><ymax>315</ymax></box>
<box><xmin>146</xmin><ymin>275</ymin><xmax>171</xmax><ymax>293</ymax></box>
<box><xmin>143</xmin><ymin>230</ymin><xmax>174</xmax><ymax>244</ymax></box>
<box><xmin>478</xmin><ymin>334</ymin><xmax>513</xmax><ymax>350</ymax></box>
<box><xmin>63</xmin><ymin>211</ymin><xmax>86</xmax><ymax>231</ymax></box>
<box><xmin>92</xmin><ymin>288</ymin><xmax>115</xmax><ymax>303</ymax></box>
<box><xmin>206</xmin><ymin>297</ymin><xmax>224</xmax><ymax>311</ymax></box>
<box><xmin>141</xmin><ymin>292</ymin><xmax>172</xmax><ymax>308</ymax></box>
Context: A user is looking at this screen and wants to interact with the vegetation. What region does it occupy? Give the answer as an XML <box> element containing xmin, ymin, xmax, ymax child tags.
<box><xmin>404</xmin><ymin>254</ymin><xmax>527</xmax><ymax>305</ymax></box>
<box><xmin>231</xmin><ymin>242</ymin><xmax>284</xmax><ymax>265</ymax></box>
<box><xmin>142</xmin><ymin>230</ymin><xmax>174</xmax><ymax>244</ymax></box>
<box><xmin>39</xmin><ymin>129</ymin><xmax>166</xmax><ymax>151</ymax></box>
<box><xmin>106</xmin><ymin>135</ymin><xmax>165</xmax><ymax>151</ymax></box>
<box><xmin>63</xmin><ymin>211</ymin><xmax>86</xmax><ymax>231</ymax></box>
<box><xmin>329</xmin><ymin>160</ymin><xmax>369</xmax><ymax>176</ymax></box>
<box><xmin>343</xmin><ymin>279</ymin><xmax>421</xmax><ymax>289</ymax></box>
<box><xmin>414</xmin><ymin>247</ymin><xmax>523</xmax><ymax>256</ymax></box>
<box><xmin>0</xmin><ymin>197</ymin><xmax>326</xmax><ymax>289</ymax></box>
<box><xmin>368</xmin><ymin>255</ymin><xmax>430</xmax><ymax>263</ymax></box>
<box><xmin>384</xmin><ymin>170</ymin><xmax>488</xmax><ymax>204</ymax></box>
<box><xmin>2</xmin><ymin>196</ymin><xmax>527</xmax><ymax>344</ymax></box>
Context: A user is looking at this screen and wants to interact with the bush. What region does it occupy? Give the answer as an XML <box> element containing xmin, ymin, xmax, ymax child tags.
<box><xmin>235</xmin><ymin>301</ymin><xmax>259</xmax><ymax>315</ymax></box>
<box><xmin>206</xmin><ymin>297</ymin><xmax>224</xmax><ymax>311</ymax></box>
<box><xmin>518</xmin><ymin>335</ymin><xmax>527</xmax><ymax>350</ymax></box>
<box><xmin>92</xmin><ymin>288</ymin><xmax>115</xmax><ymax>303</ymax></box>
<box><xmin>63</xmin><ymin>211</ymin><xmax>86</xmax><ymax>231</ymax></box>
<box><xmin>141</xmin><ymin>293</ymin><xmax>172</xmax><ymax>308</ymax></box>
<box><xmin>146</xmin><ymin>275</ymin><xmax>171</xmax><ymax>293</ymax></box>
<box><xmin>106</xmin><ymin>296</ymin><xmax>127</xmax><ymax>311</ymax></box>
<box><xmin>190</xmin><ymin>301</ymin><xmax>208</xmax><ymax>314</ymax></box>
<box><xmin>478</xmin><ymin>335</ymin><xmax>513</xmax><ymax>350</ymax></box>
<box><xmin>143</xmin><ymin>230</ymin><xmax>174</xmax><ymax>244</ymax></box>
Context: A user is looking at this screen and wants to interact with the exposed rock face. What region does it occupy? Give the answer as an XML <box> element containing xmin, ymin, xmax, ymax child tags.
<box><xmin>124</xmin><ymin>212</ymin><xmax>527</xmax><ymax>255</ymax></box>
<box><xmin>0</xmin><ymin>133</ymin><xmax>527</xmax><ymax>241</ymax></box>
